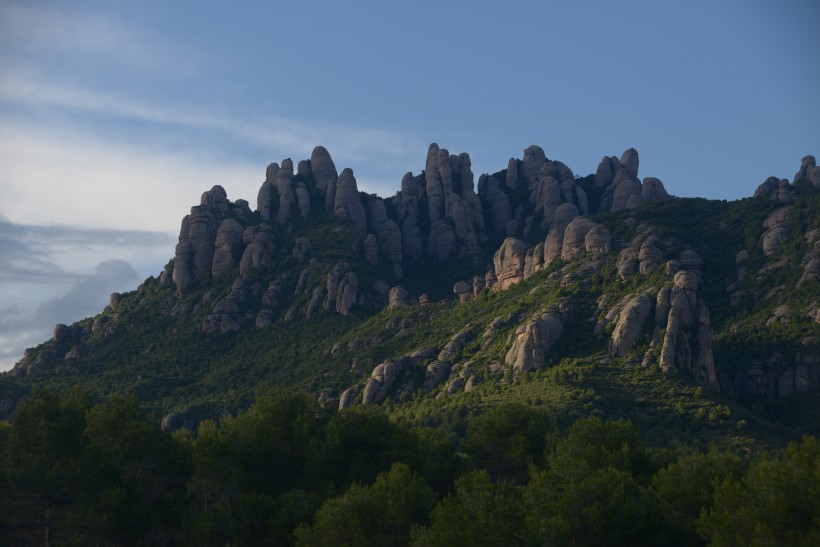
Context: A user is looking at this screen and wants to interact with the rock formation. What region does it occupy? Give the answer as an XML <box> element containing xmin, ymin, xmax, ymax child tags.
<box><xmin>505</xmin><ymin>312</ymin><xmax>563</xmax><ymax>373</ymax></box>
<box><xmin>334</xmin><ymin>168</ymin><xmax>367</xmax><ymax>233</ymax></box>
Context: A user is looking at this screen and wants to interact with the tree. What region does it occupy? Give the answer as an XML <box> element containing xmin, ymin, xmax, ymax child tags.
<box><xmin>651</xmin><ymin>449</ymin><xmax>744</xmax><ymax>543</ymax></box>
<box><xmin>698</xmin><ymin>436</ymin><xmax>820</xmax><ymax>546</ymax></box>
<box><xmin>411</xmin><ymin>470</ymin><xmax>525</xmax><ymax>547</ymax></box>
<box><xmin>296</xmin><ymin>463</ymin><xmax>436</xmax><ymax>547</ymax></box>
<box><xmin>0</xmin><ymin>389</ymin><xmax>90</xmax><ymax>544</ymax></box>
<box><xmin>464</xmin><ymin>402</ymin><xmax>552</xmax><ymax>483</ymax></box>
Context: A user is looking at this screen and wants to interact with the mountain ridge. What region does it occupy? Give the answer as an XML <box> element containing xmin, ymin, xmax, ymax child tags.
<box><xmin>3</xmin><ymin>144</ymin><xmax>819</xmax><ymax>429</ymax></box>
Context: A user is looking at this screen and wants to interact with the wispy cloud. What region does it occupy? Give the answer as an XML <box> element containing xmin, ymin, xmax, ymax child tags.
<box><xmin>0</xmin><ymin>2</ymin><xmax>198</xmax><ymax>76</ymax></box>
<box><xmin>0</xmin><ymin>217</ymin><xmax>174</xmax><ymax>371</ymax></box>
<box><xmin>0</xmin><ymin>258</ymin><xmax>140</xmax><ymax>373</ymax></box>
<box><xmin>0</xmin><ymin>217</ymin><xmax>174</xmax><ymax>282</ymax></box>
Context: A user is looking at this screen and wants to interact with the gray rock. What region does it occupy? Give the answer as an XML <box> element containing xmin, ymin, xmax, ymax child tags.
<box><xmin>296</xmin><ymin>182</ymin><xmax>311</xmax><ymax>219</ymax></box>
<box><xmin>292</xmin><ymin>236</ymin><xmax>311</xmax><ymax>261</ymax></box>
<box><xmin>638</xmin><ymin>238</ymin><xmax>663</xmax><ymax>275</ymax></box>
<box><xmin>338</xmin><ymin>386</ymin><xmax>360</xmax><ymax>410</ymax></box>
<box><xmin>428</xmin><ymin>220</ymin><xmax>456</xmax><ymax>261</ymax></box>
<box><xmin>425</xmin><ymin>143</ymin><xmax>444</xmax><ymax>222</ymax></box>
<box><xmin>173</xmin><ymin>186</ymin><xmax>229</xmax><ymax>296</ymax></box>
<box><xmin>584</xmin><ymin>225</ymin><xmax>612</xmax><ymax>254</ymax></box>
<box><xmin>274</xmin><ymin>159</ymin><xmax>295</xmax><ymax>224</ymax></box>
<box><xmin>611</xmin><ymin>177</ymin><xmax>643</xmax><ymax>212</ymax></box>
<box><xmin>423</xmin><ymin>361</ymin><xmax>450</xmax><ymax>393</ymax></box>
<box><xmin>610</xmin><ymin>293</ymin><xmax>653</xmax><ymax>356</ymax></box>
<box><xmin>762</xmin><ymin>207</ymin><xmax>791</xmax><ymax>257</ymax></box>
<box><xmin>524</xmin><ymin>242</ymin><xmax>545</xmax><ymax>277</ymax></box>
<box><xmin>362</xmin><ymin>360</ymin><xmax>403</xmax><ymax>404</ymax></box>
<box><xmin>522</xmin><ymin>145</ymin><xmax>547</xmax><ymax>183</ymax></box>
<box><xmin>576</xmin><ymin>186</ymin><xmax>590</xmax><ymax>215</ymax></box>
<box><xmin>617</xmin><ymin>247</ymin><xmax>639</xmax><ymax>279</ymax></box>
<box><xmin>506</xmin><ymin>158</ymin><xmax>519</xmax><ymax>191</ymax></box>
<box><xmin>377</xmin><ymin>219</ymin><xmax>403</xmax><ymax>265</ymax></box>
<box><xmin>493</xmin><ymin>237</ymin><xmax>529</xmax><ymax>289</ymax></box>
<box><xmin>311</xmin><ymin>146</ymin><xmax>338</xmax><ymax>211</ymax></box>
<box><xmin>620</xmin><ymin>148</ymin><xmax>639</xmax><ymax>178</ymax></box>
<box><xmin>258</xmin><ymin>163</ymin><xmax>279</xmax><ymax>221</ymax></box>
<box><xmin>544</xmin><ymin>228</ymin><xmax>564</xmax><ymax>264</ymax></box>
<box><xmin>453</xmin><ymin>281</ymin><xmax>472</xmax><ymax>302</ymax></box>
<box><xmin>561</xmin><ymin>217</ymin><xmax>596</xmax><ymax>262</ymax></box>
<box><xmin>674</xmin><ymin>270</ymin><xmax>699</xmax><ymax>291</ymax></box>
<box><xmin>262</xmin><ymin>278</ymin><xmax>286</xmax><ymax>308</ymax></box>
<box><xmin>438</xmin><ymin>330</ymin><xmax>474</xmax><ymax>362</ymax></box>
<box><xmin>594</xmin><ymin>155</ymin><xmax>619</xmax><ymax>188</ymax></box>
<box><xmin>505</xmin><ymin>312</ymin><xmax>563</xmax><ymax>373</ymax></box>
<box><xmin>642</xmin><ymin>177</ymin><xmax>671</xmax><ymax>201</ymax></box>
<box><xmin>754</xmin><ymin>176</ymin><xmax>781</xmax><ymax>198</ymax></box>
<box><xmin>305</xmin><ymin>285</ymin><xmax>326</xmax><ymax>319</ymax></box>
<box><xmin>362</xmin><ymin>234</ymin><xmax>379</xmax><ymax>266</ymax></box>
<box><xmin>334</xmin><ymin>168</ymin><xmax>367</xmax><ymax>233</ymax></box>
<box><xmin>388</xmin><ymin>286</ymin><xmax>409</xmax><ymax>308</ymax></box>
<box><xmin>212</xmin><ymin>218</ymin><xmax>245</xmax><ymax>277</ymax></box>
<box><xmin>482</xmin><ymin>176</ymin><xmax>512</xmax><ymax>233</ymax></box>
<box><xmin>553</xmin><ymin>202</ymin><xmax>579</xmax><ymax>228</ymax></box>
<box><xmin>793</xmin><ymin>154</ymin><xmax>816</xmax><ymax>184</ymax></box>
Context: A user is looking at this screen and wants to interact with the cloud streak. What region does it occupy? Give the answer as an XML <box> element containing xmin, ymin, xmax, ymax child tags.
<box><xmin>0</xmin><ymin>217</ymin><xmax>175</xmax><ymax>371</ymax></box>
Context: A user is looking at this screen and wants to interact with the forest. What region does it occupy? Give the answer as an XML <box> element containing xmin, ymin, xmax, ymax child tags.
<box><xmin>2</xmin><ymin>388</ymin><xmax>818</xmax><ymax>546</ymax></box>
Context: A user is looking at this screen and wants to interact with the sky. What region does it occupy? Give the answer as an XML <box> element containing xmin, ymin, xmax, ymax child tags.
<box><xmin>1</xmin><ymin>0</ymin><xmax>818</xmax><ymax>371</ymax></box>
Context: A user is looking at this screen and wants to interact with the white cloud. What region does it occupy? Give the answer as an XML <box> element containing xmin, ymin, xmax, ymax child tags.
<box><xmin>0</xmin><ymin>119</ymin><xmax>263</xmax><ymax>232</ymax></box>
<box><xmin>0</xmin><ymin>218</ymin><xmax>177</xmax><ymax>372</ymax></box>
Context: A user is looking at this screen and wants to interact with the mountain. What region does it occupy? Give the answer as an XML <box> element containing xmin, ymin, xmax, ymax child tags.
<box><xmin>3</xmin><ymin>144</ymin><xmax>819</xmax><ymax>431</ymax></box>
<box><xmin>3</xmin><ymin>144</ymin><xmax>820</xmax><ymax>545</ymax></box>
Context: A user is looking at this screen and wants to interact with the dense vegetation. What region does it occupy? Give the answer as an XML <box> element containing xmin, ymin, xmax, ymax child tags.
<box><xmin>1</xmin><ymin>389</ymin><xmax>818</xmax><ymax>545</ymax></box>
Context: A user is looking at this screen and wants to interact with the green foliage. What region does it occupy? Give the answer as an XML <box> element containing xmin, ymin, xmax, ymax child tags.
<box><xmin>698</xmin><ymin>436</ymin><xmax>820</xmax><ymax>546</ymax></box>
<box><xmin>411</xmin><ymin>470</ymin><xmax>526</xmax><ymax>547</ymax></box>
<box><xmin>295</xmin><ymin>463</ymin><xmax>436</xmax><ymax>547</ymax></box>
<box><xmin>0</xmin><ymin>390</ymin><xmax>189</xmax><ymax>544</ymax></box>
<box><xmin>464</xmin><ymin>402</ymin><xmax>552</xmax><ymax>483</ymax></box>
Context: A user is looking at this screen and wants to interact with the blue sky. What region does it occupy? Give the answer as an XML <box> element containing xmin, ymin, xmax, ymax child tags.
<box><xmin>1</xmin><ymin>0</ymin><xmax>819</xmax><ymax>370</ymax></box>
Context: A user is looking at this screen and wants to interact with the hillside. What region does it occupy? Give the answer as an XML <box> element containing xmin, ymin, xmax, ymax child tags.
<box><xmin>3</xmin><ymin>144</ymin><xmax>818</xmax><ymax>436</ymax></box>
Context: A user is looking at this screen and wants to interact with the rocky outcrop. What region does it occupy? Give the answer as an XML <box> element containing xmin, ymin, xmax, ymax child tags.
<box><xmin>388</xmin><ymin>286</ymin><xmax>409</xmax><ymax>308</ymax></box>
<box><xmin>610</xmin><ymin>293</ymin><xmax>653</xmax><ymax>356</ymax></box>
<box><xmin>438</xmin><ymin>330</ymin><xmax>473</xmax><ymax>362</ymax></box>
<box><xmin>505</xmin><ymin>312</ymin><xmax>563</xmax><ymax>373</ymax></box>
<box><xmin>754</xmin><ymin>176</ymin><xmax>794</xmax><ymax>202</ymax></box>
<box><xmin>202</xmin><ymin>277</ymin><xmax>262</xmax><ymax>334</ymax></box>
<box><xmin>561</xmin><ymin>218</ymin><xmax>597</xmax><ymax>262</ymax></box>
<box><xmin>659</xmin><ymin>273</ymin><xmax>700</xmax><ymax>370</ymax></box>
<box><xmin>584</xmin><ymin>225</ymin><xmax>612</xmax><ymax>254</ymax></box>
<box><xmin>211</xmin><ymin>219</ymin><xmax>245</xmax><ymax>277</ymax></box>
<box><xmin>274</xmin><ymin>159</ymin><xmax>295</xmax><ymax>225</ymax></box>
<box><xmin>422</xmin><ymin>361</ymin><xmax>450</xmax><ymax>393</ymax></box>
<box><xmin>324</xmin><ymin>263</ymin><xmax>358</xmax><ymax>316</ymax></box>
<box><xmin>310</xmin><ymin>146</ymin><xmax>339</xmax><ymax>210</ymax></box>
<box><xmin>620</xmin><ymin>148</ymin><xmax>639</xmax><ymax>178</ymax></box>
<box><xmin>479</xmin><ymin>174</ymin><xmax>512</xmax><ymax>233</ymax></box>
<box><xmin>761</xmin><ymin>207</ymin><xmax>791</xmax><ymax>257</ymax></box>
<box><xmin>642</xmin><ymin>177</ymin><xmax>671</xmax><ymax>201</ymax></box>
<box><xmin>793</xmin><ymin>154</ymin><xmax>820</xmax><ymax>187</ymax></box>
<box><xmin>257</xmin><ymin>163</ymin><xmax>278</xmax><ymax>221</ymax></box>
<box><xmin>362</xmin><ymin>359</ymin><xmax>404</xmax><ymax>404</ymax></box>
<box><xmin>239</xmin><ymin>225</ymin><xmax>276</xmax><ymax>276</ymax></box>
<box><xmin>292</xmin><ymin>237</ymin><xmax>311</xmax><ymax>262</ymax></box>
<box><xmin>334</xmin><ymin>168</ymin><xmax>367</xmax><ymax>233</ymax></box>
<box><xmin>173</xmin><ymin>185</ymin><xmax>230</xmax><ymax>296</ymax></box>
<box><xmin>493</xmin><ymin>238</ymin><xmax>528</xmax><ymax>289</ymax></box>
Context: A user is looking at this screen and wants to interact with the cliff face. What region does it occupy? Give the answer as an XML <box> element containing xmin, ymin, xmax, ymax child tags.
<box><xmin>7</xmin><ymin>144</ymin><xmax>820</xmax><ymax>415</ymax></box>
